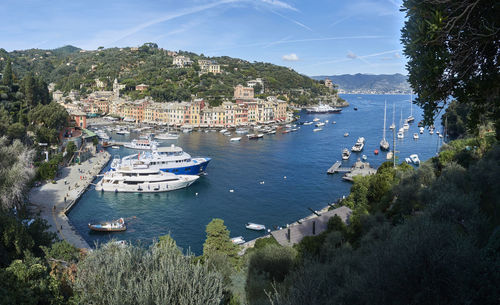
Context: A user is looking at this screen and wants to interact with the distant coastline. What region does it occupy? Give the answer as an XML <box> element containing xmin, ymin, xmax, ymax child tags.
<box><xmin>312</xmin><ymin>73</ymin><xmax>412</xmax><ymax>95</ymax></box>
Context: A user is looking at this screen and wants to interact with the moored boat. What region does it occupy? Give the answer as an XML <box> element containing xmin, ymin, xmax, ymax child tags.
<box><xmin>342</xmin><ymin>148</ymin><xmax>350</xmax><ymax>160</ymax></box>
<box><xmin>230</xmin><ymin>137</ymin><xmax>241</xmax><ymax>142</ymax></box>
<box><xmin>123</xmin><ymin>139</ymin><xmax>159</xmax><ymax>150</ymax></box>
<box><xmin>231</xmin><ymin>236</ymin><xmax>245</xmax><ymax>245</ymax></box>
<box><xmin>246</xmin><ymin>223</ymin><xmax>266</xmax><ymax>231</ymax></box>
<box><xmin>88</xmin><ymin>218</ymin><xmax>126</xmax><ymax>232</ymax></box>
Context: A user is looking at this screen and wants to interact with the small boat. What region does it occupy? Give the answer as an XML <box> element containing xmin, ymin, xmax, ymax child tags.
<box><xmin>439</xmin><ymin>134</ymin><xmax>444</xmax><ymax>138</ymax></box>
<box><xmin>386</xmin><ymin>151</ymin><xmax>393</xmax><ymax>160</ymax></box>
<box><xmin>282</xmin><ymin>130</ymin><xmax>290</xmax><ymax>134</ymax></box>
<box><xmin>313</xmin><ymin>118</ymin><xmax>320</xmax><ymax>122</ymax></box>
<box><xmin>303</xmin><ymin>121</ymin><xmax>313</xmax><ymax>125</ymax></box>
<box><xmin>413</xmin><ymin>133</ymin><xmax>419</xmax><ymax>139</ymax></box>
<box><xmin>88</xmin><ymin>218</ymin><xmax>126</xmax><ymax>232</ymax></box>
<box><xmin>405</xmin><ymin>157</ymin><xmax>412</xmax><ymax>164</ymax></box>
<box><xmin>332</xmin><ymin>121</ymin><xmax>336</xmax><ymax>124</ymax></box>
<box><xmin>236</xmin><ymin>128</ymin><xmax>249</xmax><ymax>134</ymax></box>
<box><xmin>230</xmin><ymin>137</ymin><xmax>241</xmax><ymax>142</ymax></box>
<box><xmin>362</xmin><ymin>154</ymin><xmax>367</xmax><ymax>161</ymax></box>
<box><xmin>116</xmin><ymin>129</ymin><xmax>130</xmax><ymax>135</ymax></box>
<box><xmin>256</xmin><ymin>134</ymin><xmax>264</xmax><ymax>138</ymax></box>
<box><xmin>246</xmin><ymin>223</ymin><xmax>266</xmax><ymax>231</ymax></box>
<box><xmin>354</xmin><ymin>107</ymin><xmax>358</xmax><ymax>111</ymax></box>
<box><xmin>313</xmin><ymin>128</ymin><xmax>322</xmax><ymax>132</ymax></box>
<box><xmin>315</xmin><ymin>122</ymin><xmax>325</xmax><ymax>127</ymax></box>
<box><xmin>344</xmin><ymin>132</ymin><xmax>349</xmax><ymax>137</ymax></box>
<box><xmin>268</xmin><ymin>130</ymin><xmax>276</xmax><ymax>134</ymax></box>
<box><xmin>403</xmin><ymin>122</ymin><xmax>410</xmax><ymax>130</ymax></box>
<box><xmin>111</xmin><ymin>146</ymin><xmax>120</xmax><ymax>149</ymax></box>
<box><xmin>419</xmin><ymin>127</ymin><xmax>424</xmax><ymax>134</ymax></box>
<box><xmin>429</xmin><ymin>129</ymin><xmax>434</xmax><ymax>135</ymax></box>
<box><xmin>230</xmin><ymin>236</ymin><xmax>245</xmax><ymax>245</ymax></box>
<box><xmin>219</xmin><ymin>129</ymin><xmax>228</xmax><ymax>133</ymax></box>
<box><xmin>155</xmin><ymin>133</ymin><xmax>179</xmax><ymax>140</ymax></box>
<box><xmin>397</xmin><ymin>131</ymin><xmax>404</xmax><ymax>139</ymax></box>
<box><xmin>342</xmin><ymin>148</ymin><xmax>350</xmax><ymax>160</ymax></box>
<box><xmin>410</xmin><ymin>154</ymin><xmax>420</xmax><ymax>165</ymax></box>
<box><xmin>223</xmin><ymin>131</ymin><xmax>231</xmax><ymax>136</ymax></box>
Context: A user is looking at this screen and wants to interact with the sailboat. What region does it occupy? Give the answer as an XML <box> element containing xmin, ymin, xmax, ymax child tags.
<box><xmin>407</xmin><ymin>94</ymin><xmax>415</xmax><ymax>123</ymax></box>
<box><xmin>380</xmin><ymin>100</ymin><xmax>390</xmax><ymax>151</ymax></box>
<box><xmin>397</xmin><ymin>108</ymin><xmax>404</xmax><ymax>139</ymax></box>
<box><xmin>389</xmin><ymin>102</ymin><xmax>396</xmax><ymax>130</ymax></box>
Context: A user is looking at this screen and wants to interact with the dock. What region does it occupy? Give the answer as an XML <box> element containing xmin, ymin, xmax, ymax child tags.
<box><xmin>326</xmin><ymin>161</ymin><xmax>352</xmax><ymax>174</ymax></box>
<box><xmin>29</xmin><ymin>149</ymin><xmax>111</xmax><ymax>249</ymax></box>
<box><xmin>327</xmin><ymin>159</ymin><xmax>377</xmax><ymax>180</ymax></box>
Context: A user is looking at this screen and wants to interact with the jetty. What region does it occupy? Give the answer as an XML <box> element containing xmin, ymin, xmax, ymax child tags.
<box><xmin>29</xmin><ymin>148</ymin><xmax>111</xmax><ymax>249</ymax></box>
<box><xmin>327</xmin><ymin>161</ymin><xmax>351</xmax><ymax>174</ymax></box>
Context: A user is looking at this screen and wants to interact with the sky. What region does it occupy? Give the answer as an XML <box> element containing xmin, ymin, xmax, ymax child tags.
<box><xmin>0</xmin><ymin>0</ymin><xmax>408</xmax><ymax>76</ymax></box>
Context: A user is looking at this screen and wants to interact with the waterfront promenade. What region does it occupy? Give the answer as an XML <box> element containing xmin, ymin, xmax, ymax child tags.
<box><xmin>29</xmin><ymin>149</ymin><xmax>111</xmax><ymax>249</ymax></box>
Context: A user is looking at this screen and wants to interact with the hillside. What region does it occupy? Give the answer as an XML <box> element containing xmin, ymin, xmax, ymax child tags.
<box><xmin>0</xmin><ymin>44</ymin><xmax>335</xmax><ymax>105</ymax></box>
<box><xmin>312</xmin><ymin>73</ymin><xmax>411</xmax><ymax>94</ymax></box>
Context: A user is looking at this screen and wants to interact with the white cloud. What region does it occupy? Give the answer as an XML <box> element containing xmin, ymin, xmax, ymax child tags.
<box><xmin>346</xmin><ymin>51</ymin><xmax>357</xmax><ymax>59</ymax></box>
<box><xmin>282</xmin><ymin>53</ymin><xmax>299</xmax><ymax>61</ymax></box>
<box><xmin>260</xmin><ymin>0</ymin><xmax>298</xmax><ymax>11</ymax></box>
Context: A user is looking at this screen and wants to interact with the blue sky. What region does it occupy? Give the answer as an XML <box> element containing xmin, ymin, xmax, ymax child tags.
<box><xmin>0</xmin><ymin>0</ymin><xmax>407</xmax><ymax>76</ymax></box>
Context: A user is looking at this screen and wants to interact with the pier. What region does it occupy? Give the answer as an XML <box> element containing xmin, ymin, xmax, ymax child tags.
<box><xmin>327</xmin><ymin>159</ymin><xmax>377</xmax><ymax>180</ymax></box>
<box><xmin>29</xmin><ymin>149</ymin><xmax>111</xmax><ymax>249</ymax></box>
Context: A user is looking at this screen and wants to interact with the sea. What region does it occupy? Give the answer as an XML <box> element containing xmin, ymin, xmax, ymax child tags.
<box><xmin>68</xmin><ymin>94</ymin><xmax>444</xmax><ymax>254</ymax></box>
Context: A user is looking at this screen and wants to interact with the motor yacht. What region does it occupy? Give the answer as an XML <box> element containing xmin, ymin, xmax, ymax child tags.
<box><xmin>245</xmin><ymin>223</ymin><xmax>266</xmax><ymax>231</ymax></box>
<box><xmin>123</xmin><ymin>139</ymin><xmax>159</xmax><ymax>150</ymax></box>
<box><xmin>111</xmin><ymin>144</ymin><xmax>211</xmax><ymax>175</ymax></box>
<box><xmin>342</xmin><ymin>148</ymin><xmax>351</xmax><ymax>160</ymax></box>
<box><xmin>155</xmin><ymin>133</ymin><xmax>179</xmax><ymax>140</ymax></box>
<box><xmin>410</xmin><ymin>154</ymin><xmax>420</xmax><ymax>165</ymax></box>
<box><xmin>306</xmin><ymin>104</ymin><xmax>342</xmax><ymax>113</ymax></box>
<box><xmin>95</xmin><ymin>168</ymin><xmax>199</xmax><ymax>193</ymax></box>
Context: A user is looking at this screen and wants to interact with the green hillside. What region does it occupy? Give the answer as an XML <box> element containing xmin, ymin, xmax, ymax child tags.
<box><xmin>0</xmin><ymin>43</ymin><xmax>335</xmax><ymax>105</ymax></box>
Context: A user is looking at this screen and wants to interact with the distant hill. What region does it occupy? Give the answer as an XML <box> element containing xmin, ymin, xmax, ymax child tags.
<box><xmin>0</xmin><ymin>43</ymin><xmax>336</xmax><ymax>106</ymax></box>
<box><xmin>312</xmin><ymin>73</ymin><xmax>411</xmax><ymax>94</ymax></box>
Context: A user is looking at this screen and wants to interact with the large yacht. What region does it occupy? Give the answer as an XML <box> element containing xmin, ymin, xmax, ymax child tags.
<box><xmin>123</xmin><ymin>139</ymin><xmax>159</xmax><ymax>150</ymax></box>
<box><xmin>95</xmin><ymin>168</ymin><xmax>199</xmax><ymax>193</ymax></box>
<box><xmin>306</xmin><ymin>104</ymin><xmax>342</xmax><ymax>113</ymax></box>
<box><xmin>111</xmin><ymin>144</ymin><xmax>211</xmax><ymax>175</ymax></box>
<box><xmin>351</xmin><ymin>137</ymin><xmax>365</xmax><ymax>152</ymax></box>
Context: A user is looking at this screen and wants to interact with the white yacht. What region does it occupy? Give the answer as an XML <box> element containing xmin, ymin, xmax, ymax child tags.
<box><xmin>245</xmin><ymin>223</ymin><xmax>266</xmax><ymax>231</ymax></box>
<box><xmin>123</xmin><ymin>139</ymin><xmax>159</xmax><ymax>150</ymax></box>
<box><xmin>351</xmin><ymin>140</ymin><xmax>364</xmax><ymax>152</ymax></box>
<box><xmin>410</xmin><ymin>154</ymin><xmax>420</xmax><ymax>165</ymax></box>
<box><xmin>95</xmin><ymin>168</ymin><xmax>198</xmax><ymax>193</ymax></box>
<box><xmin>397</xmin><ymin>131</ymin><xmax>404</xmax><ymax>139</ymax></box>
<box><xmin>315</xmin><ymin>122</ymin><xmax>326</xmax><ymax>127</ymax></box>
<box><xmin>230</xmin><ymin>137</ymin><xmax>241</xmax><ymax>142</ymax></box>
<box><xmin>313</xmin><ymin>118</ymin><xmax>320</xmax><ymax>122</ymax></box>
<box><xmin>155</xmin><ymin>133</ymin><xmax>179</xmax><ymax>140</ymax></box>
<box><xmin>306</xmin><ymin>104</ymin><xmax>342</xmax><ymax>113</ymax></box>
<box><xmin>303</xmin><ymin>121</ymin><xmax>313</xmax><ymax>125</ymax></box>
<box><xmin>111</xmin><ymin>144</ymin><xmax>211</xmax><ymax>175</ymax></box>
<box><xmin>342</xmin><ymin>148</ymin><xmax>351</xmax><ymax>160</ymax></box>
<box><xmin>313</xmin><ymin>128</ymin><xmax>323</xmax><ymax>132</ymax></box>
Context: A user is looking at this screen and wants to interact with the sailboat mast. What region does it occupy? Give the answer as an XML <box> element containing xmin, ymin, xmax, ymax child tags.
<box><xmin>392</xmin><ymin>102</ymin><xmax>395</xmax><ymax>126</ymax></box>
<box><xmin>383</xmin><ymin>100</ymin><xmax>387</xmax><ymax>141</ymax></box>
<box><xmin>410</xmin><ymin>94</ymin><xmax>413</xmax><ymax>117</ymax></box>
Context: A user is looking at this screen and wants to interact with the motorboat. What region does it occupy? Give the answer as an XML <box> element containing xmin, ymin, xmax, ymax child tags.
<box><xmin>230</xmin><ymin>236</ymin><xmax>245</xmax><ymax>245</ymax></box>
<box><xmin>419</xmin><ymin>127</ymin><xmax>424</xmax><ymax>134</ymax></box>
<box><xmin>403</xmin><ymin>121</ymin><xmax>410</xmax><ymax>130</ymax></box>
<box><xmin>268</xmin><ymin>130</ymin><xmax>276</xmax><ymax>134</ymax></box>
<box><xmin>413</xmin><ymin>133</ymin><xmax>419</xmax><ymax>139</ymax></box>
<box><xmin>386</xmin><ymin>151</ymin><xmax>393</xmax><ymax>160</ymax></box>
<box><xmin>246</xmin><ymin>223</ymin><xmax>266</xmax><ymax>231</ymax></box>
<box><xmin>123</xmin><ymin>139</ymin><xmax>159</xmax><ymax>150</ymax></box>
<box><xmin>380</xmin><ymin>100</ymin><xmax>390</xmax><ymax>151</ymax></box>
<box><xmin>88</xmin><ymin>218</ymin><xmax>126</xmax><ymax>232</ymax></box>
<box><xmin>219</xmin><ymin>129</ymin><xmax>228</xmax><ymax>133</ymax></box>
<box><xmin>110</xmin><ymin>144</ymin><xmax>211</xmax><ymax>175</ymax></box>
<box><xmin>342</xmin><ymin>148</ymin><xmax>351</xmax><ymax>160</ymax></box>
<box><xmin>95</xmin><ymin>168</ymin><xmax>199</xmax><ymax>193</ymax></box>
<box><xmin>303</xmin><ymin>121</ymin><xmax>313</xmax><ymax>125</ymax></box>
<box><xmin>230</xmin><ymin>137</ymin><xmax>241</xmax><ymax>142</ymax></box>
<box><xmin>111</xmin><ymin>146</ymin><xmax>120</xmax><ymax>149</ymax></box>
<box><xmin>351</xmin><ymin>142</ymin><xmax>364</xmax><ymax>152</ymax></box>
<box><xmin>116</xmin><ymin>129</ymin><xmax>130</xmax><ymax>135</ymax></box>
<box><xmin>397</xmin><ymin>131</ymin><xmax>404</xmax><ymax>139</ymax></box>
<box><xmin>256</xmin><ymin>134</ymin><xmax>264</xmax><ymax>138</ymax></box>
<box><xmin>313</xmin><ymin>128</ymin><xmax>323</xmax><ymax>132</ymax></box>
<box><xmin>315</xmin><ymin>122</ymin><xmax>325</xmax><ymax>127</ymax></box>
<box><xmin>344</xmin><ymin>132</ymin><xmax>349</xmax><ymax>137</ymax></box>
<box><xmin>405</xmin><ymin>157</ymin><xmax>412</xmax><ymax>163</ymax></box>
<box><xmin>429</xmin><ymin>129</ymin><xmax>434</xmax><ymax>135</ymax></box>
<box><xmin>97</xmin><ymin>130</ymin><xmax>110</xmax><ymax>140</ymax></box>
<box><xmin>223</xmin><ymin>131</ymin><xmax>231</xmax><ymax>136</ymax></box>
<box><xmin>247</xmin><ymin>134</ymin><xmax>258</xmax><ymax>139</ymax></box>
<box><xmin>155</xmin><ymin>133</ymin><xmax>179</xmax><ymax>140</ymax></box>
<box><xmin>410</xmin><ymin>154</ymin><xmax>420</xmax><ymax>165</ymax></box>
<box><xmin>181</xmin><ymin>127</ymin><xmax>193</xmax><ymax>133</ymax></box>
<box><xmin>236</xmin><ymin>128</ymin><xmax>249</xmax><ymax>134</ymax></box>
<box><xmin>306</xmin><ymin>103</ymin><xmax>342</xmax><ymax>113</ymax></box>
<box><xmin>357</xmin><ymin>137</ymin><xmax>366</xmax><ymax>144</ymax></box>
<box><xmin>362</xmin><ymin>155</ymin><xmax>368</xmax><ymax>161</ymax></box>
<box><xmin>313</xmin><ymin>118</ymin><xmax>320</xmax><ymax>122</ymax></box>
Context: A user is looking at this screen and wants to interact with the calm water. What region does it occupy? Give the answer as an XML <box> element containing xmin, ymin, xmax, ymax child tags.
<box><xmin>68</xmin><ymin>94</ymin><xmax>443</xmax><ymax>254</ymax></box>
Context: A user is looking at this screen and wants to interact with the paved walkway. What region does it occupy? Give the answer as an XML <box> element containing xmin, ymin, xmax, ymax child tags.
<box><xmin>29</xmin><ymin>150</ymin><xmax>111</xmax><ymax>249</ymax></box>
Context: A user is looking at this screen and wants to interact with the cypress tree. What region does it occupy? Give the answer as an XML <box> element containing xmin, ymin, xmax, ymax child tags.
<box><xmin>2</xmin><ymin>59</ymin><xmax>13</xmax><ymax>88</ymax></box>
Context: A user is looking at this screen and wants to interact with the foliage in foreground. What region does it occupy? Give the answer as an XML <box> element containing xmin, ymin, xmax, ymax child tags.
<box><xmin>74</xmin><ymin>238</ymin><xmax>224</xmax><ymax>305</ymax></box>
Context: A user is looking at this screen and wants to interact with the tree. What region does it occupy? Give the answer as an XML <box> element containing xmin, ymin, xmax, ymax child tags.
<box><xmin>2</xmin><ymin>59</ymin><xmax>13</xmax><ymax>88</ymax></box>
<box><xmin>401</xmin><ymin>0</ymin><xmax>500</xmax><ymax>137</ymax></box>
<box><xmin>203</xmin><ymin>219</ymin><xmax>238</xmax><ymax>263</ymax></box>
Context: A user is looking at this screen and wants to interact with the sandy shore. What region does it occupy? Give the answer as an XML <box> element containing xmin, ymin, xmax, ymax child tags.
<box><xmin>29</xmin><ymin>149</ymin><xmax>111</xmax><ymax>249</ymax></box>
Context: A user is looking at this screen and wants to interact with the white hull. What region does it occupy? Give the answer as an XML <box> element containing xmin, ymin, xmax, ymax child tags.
<box><xmin>96</xmin><ymin>174</ymin><xmax>198</xmax><ymax>193</ymax></box>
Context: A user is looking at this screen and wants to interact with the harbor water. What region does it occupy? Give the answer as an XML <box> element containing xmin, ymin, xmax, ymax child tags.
<box><xmin>68</xmin><ymin>94</ymin><xmax>444</xmax><ymax>254</ymax></box>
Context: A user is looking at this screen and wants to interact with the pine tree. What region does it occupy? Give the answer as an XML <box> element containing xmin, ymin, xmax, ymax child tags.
<box><xmin>203</xmin><ymin>218</ymin><xmax>239</xmax><ymax>261</ymax></box>
<box><xmin>2</xmin><ymin>59</ymin><xmax>13</xmax><ymax>88</ymax></box>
